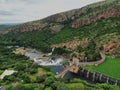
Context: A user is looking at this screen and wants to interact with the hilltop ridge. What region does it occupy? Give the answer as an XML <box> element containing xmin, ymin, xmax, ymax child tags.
<box><xmin>1</xmin><ymin>0</ymin><xmax>120</xmax><ymax>33</ymax></box>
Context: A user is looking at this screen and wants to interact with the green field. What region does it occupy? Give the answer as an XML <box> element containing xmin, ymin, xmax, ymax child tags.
<box><xmin>84</xmin><ymin>56</ymin><xmax>120</xmax><ymax>80</ymax></box>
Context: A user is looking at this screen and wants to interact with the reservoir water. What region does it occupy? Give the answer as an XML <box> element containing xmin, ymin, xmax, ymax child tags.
<box><xmin>24</xmin><ymin>48</ymin><xmax>77</xmax><ymax>79</ymax></box>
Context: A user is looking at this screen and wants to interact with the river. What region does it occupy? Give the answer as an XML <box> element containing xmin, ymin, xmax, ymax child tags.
<box><xmin>24</xmin><ymin>48</ymin><xmax>79</xmax><ymax>79</ymax></box>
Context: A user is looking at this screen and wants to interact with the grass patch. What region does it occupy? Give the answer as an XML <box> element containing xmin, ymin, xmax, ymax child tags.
<box><xmin>84</xmin><ymin>56</ymin><xmax>120</xmax><ymax>80</ymax></box>
<box><xmin>66</xmin><ymin>83</ymin><xmax>85</xmax><ymax>90</ymax></box>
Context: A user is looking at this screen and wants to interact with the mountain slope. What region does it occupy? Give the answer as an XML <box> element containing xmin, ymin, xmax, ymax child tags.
<box><xmin>1</xmin><ymin>0</ymin><xmax>120</xmax><ymax>33</ymax></box>
<box><xmin>0</xmin><ymin>0</ymin><xmax>120</xmax><ymax>58</ymax></box>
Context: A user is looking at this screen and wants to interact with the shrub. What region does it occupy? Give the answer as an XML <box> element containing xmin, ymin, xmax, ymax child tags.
<box><xmin>44</xmin><ymin>76</ymin><xmax>55</xmax><ymax>86</ymax></box>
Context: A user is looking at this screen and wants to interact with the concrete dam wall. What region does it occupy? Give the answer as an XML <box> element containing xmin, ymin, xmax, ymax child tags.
<box><xmin>75</xmin><ymin>67</ymin><xmax>120</xmax><ymax>87</ymax></box>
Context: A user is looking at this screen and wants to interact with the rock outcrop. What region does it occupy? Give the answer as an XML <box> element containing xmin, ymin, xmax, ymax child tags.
<box><xmin>46</xmin><ymin>14</ymin><xmax>68</xmax><ymax>23</ymax></box>
<box><xmin>19</xmin><ymin>25</ymin><xmax>41</xmax><ymax>32</ymax></box>
<box><xmin>49</xmin><ymin>24</ymin><xmax>64</xmax><ymax>33</ymax></box>
<box><xmin>71</xmin><ymin>9</ymin><xmax>120</xmax><ymax>28</ymax></box>
<box><xmin>104</xmin><ymin>40</ymin><xmax>120</xmax><ymax>57</ymax></box>
<box><xmin>1</xmin><ymin>0</ymin><xmax>120</xmax><ymax>33</ymax></box>
<box><xmin>52</xmin><ymin>40</ymin><xmax>88</xmax><ymax>49</ymax></box>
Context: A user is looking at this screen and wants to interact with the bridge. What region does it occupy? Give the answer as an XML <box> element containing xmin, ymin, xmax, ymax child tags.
<box><xmin>55</xmin><ymin>64</ymin><xmax>79</xmax><ymax>78</ymax></box>
<box><xmin>55</xmin><ymin>51</ymin><xmax>105</xmax><ymax>78</ymax></box>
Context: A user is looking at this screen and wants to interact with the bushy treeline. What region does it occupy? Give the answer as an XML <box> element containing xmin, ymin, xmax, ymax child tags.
<box><xmin>0</xmin><ymin>17</ymin><xmax>120</xmax><ymax>49</ymax></box>
<box><xmin>0</xmin><ymin>46</ymin><xmax>119</xmax><ymax>90</ymax></box>
<box><xmin>0</xmin><ymin>17</ymin><xmax>120</xmax><ymax>61</ymax></box>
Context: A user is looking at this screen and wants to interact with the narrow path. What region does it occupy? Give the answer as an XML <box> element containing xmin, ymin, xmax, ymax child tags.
<box><xmin>78</xmin><ymin>51</ymin><xmax>106</xmax><ymax>66</ymax></box>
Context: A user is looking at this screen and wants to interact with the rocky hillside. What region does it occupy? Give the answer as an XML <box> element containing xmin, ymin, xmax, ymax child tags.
<box><xmin>0</xmin><ymin>0</ymin><xmax>119</xmax><ymax>33</ymax></box>
<box><xmin>0</xmin><ymin>0</ymin><xmax>120</xmax><ymax>58</ymax></box>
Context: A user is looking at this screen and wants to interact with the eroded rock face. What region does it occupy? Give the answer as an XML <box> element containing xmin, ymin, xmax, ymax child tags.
<box><xmin>49</xmin><ymin>24</ymin><xmax>64</xmax><ymax>33</ymax></box>
<box><xmin>52</xmin><ymin>40</ymin><xmax>88</xmax><ymax>49</ymax></box>
<box><xmin>1</xmin><ymin>1</ymin><xmax>120</xmax><ymax>34</ymax></box>
<box><xmin>46</xmin><ymin>14</ymin><xmax>68</xmax><ymax>23</ymax></box>
<box><xmin>8</xmin><ymin>22</ymin><xmax>48</xmax><ymax>33</ymax></box>
<box><xmin>19</xmin><ymin>25</ymin><xmax>41</xmax><ymax>32</ymax></box>
<box><xmin>104</xmin><ymin>41</ymin><xmax>120</xmax><ymax>57</ymax></box>
<box><xmin>71</xmin><ymin>9</ymin><xmax>120</xmax><ymax>28</ymax></box>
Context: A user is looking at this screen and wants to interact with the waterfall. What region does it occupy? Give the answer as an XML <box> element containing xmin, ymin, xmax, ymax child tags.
<box><xmin>48</xmin><ymin>48</ymin><xmax>55</xmax><ymax>56</ymax></box>
<box><xmin>115</xmin><ymin>80</ymin><xmax>118</xmax><ymax>86</ymax></box>
<box><xmin>92</xmin><ymin>72</ymin><xmax>96</xmax><ymax>81</ymax></box>
<box><xmin>82</xmin><ymin>68</ymin><xmax>84</xmax><ymax>73</ymax></box>
<box><xmin>99</xmin><ymin>74</ymin><xmax>102</xmax><ymax>81</ymax></box>
<box><xmin>86</xmin><ymin>71</ymin><xmax>89</xmax><ymax>78</ymax></box>
<box><xmin>106</xmin><ymin>77</ymin><xmax>109</xmax><ymax>83</ymax></box>
<box><xmin>52</xmin><ymin>48</ymin><xmax>55</xmax><ymax>52</ymax></box>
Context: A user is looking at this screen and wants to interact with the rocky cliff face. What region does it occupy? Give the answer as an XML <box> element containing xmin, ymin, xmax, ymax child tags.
<box><xmin>71</xmin><ymin>9</ymin><xmax>120</xmax><ymax>28</ymax></box>
<box><xmin>3</xmin><ymin>22</ymin><xmax>48</xmax><ymax>33</ymax></box>
<box><xmin>6</xmin><ymin>8</ymin><xmax>120</xmax><ymax>33</ymax></box>
<box><xmin>46</xmin><ymin>14</ymin><xmax>68</xmax><ymax>23</ymax></box>
<box><xmin>104</xmin><ymin>40</ymin><xmax>120</xmax><ymax>57</ymax></box>
<box><xmin>18</xmin><ymin>25</ymin><xmax>41</xmax><ymax>32</ymax></box>
<box><xmin>52</xmin><ymin>40</ymin><xmax>88</xmax><ymax>49</ymax></box>
<box><xmin>1</xmin><ymin>0</ymin><xmax>120</xmax><ymax>33</ymax></box>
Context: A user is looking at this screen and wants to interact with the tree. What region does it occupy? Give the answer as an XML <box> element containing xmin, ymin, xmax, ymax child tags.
<box><xmin>3</xmin><ymin>75</ymin><xmax>16</xmax><ymax>83</ymax></box>
<box><xmin>15</xmin><ymin>64</ymin><xmax>26</xmax><ymax>71</ymax></box>
<box><xmin>99</xmin><ymin>45</ymin><xmax>104</xmax><ymax>50</ymax></box>
<box><xmin>36</xmin><ymin>75</ymin><xmax>47</xmax><ymax>83</ymax></box>
<box><xmin>51</xmin><ymin>56</ymin><xmax>56</xmax><ymax>61</ymax></box>
<box><xmin>14</xmin><ymin>84</ymin><xmax>25</xmax><ymax>90</ymax></box>
<box><xmin>77</xmin><ymin>46</ymin><xmax>84</xmax><ymax>53</ymax></box>
<box><xmin>53</xmin><ymin>47</ymin><xmax>70</xmax><ymax>55</ymax></box>
<box><xmin>87</xmin><ymin>40</ymin><xmax>96</xmax><ymax>50</ymax></box>
<box><xmin>23</xmin><ymin>75</ymin><xmax>31</xmax><ymax>83</ymax></box>
<box><xmin>24</xmin><ymin>84</ymin><xmax>40</xmax><ymax>90</ymax></box>
<box><xmin>45</xmin><ymin>87</ymin><xmax>52</xmax><ymax>90</ymax></box>
<box><xmin>44</xmin><ymin>76</ymin><xmax>55</xmax><ymax>86</ymax></box>
<box><xmin>57</xmin><ymin>83</ymin><xmax>69</xmax><ymax>90</ymax></box>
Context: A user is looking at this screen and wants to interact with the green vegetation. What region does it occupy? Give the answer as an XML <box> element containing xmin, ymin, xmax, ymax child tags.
<box><xmin>0</xmin><ymin>30</ymin><xmax>52</xmax><ymax>53</ymax></box>
<box><xmin>53</xmin><ymin>47</ymin><xmax>71</xmax><ymax>55</ymax></box>
<box><xmin>0</xmin><ymin>46</ymin><xmax>119</xmax><ymax>90</ymax></box>
<box><xmin>0</xmin><ymin>46</ymin><xmax>53</xmax><ymax>89</ymax></box>
<box><xmin>1</xmin><ymin>16</ymin><xmax>120</xmax><ymax>54</ymax></box>
<box><xmin>0</xmin><ymin>16</ymin><xmax>120</xmax><ymax>48</ymax></box>
<box><xmin>84</xmin><ymin>56</ymin><xmax>120</xmax><ymax>80</ymax></box>
<box><xmin>0</xmin><ymin>0</ymin><xmax>120</xmax><ymax>89</ymax></box>
<box><xmin>48</xmin><ymin>17</ymin><xmax>120</xmax><ymax>46</ymax></box>
<box><xmin>66</xmin><ymin>78</ymin><xmax>119</xmax><ymax>90</ymax></box>
<box><xmin>0</xmin><ymin>46</ymin><xmax>30</xmax><ymax>71</ymax></box>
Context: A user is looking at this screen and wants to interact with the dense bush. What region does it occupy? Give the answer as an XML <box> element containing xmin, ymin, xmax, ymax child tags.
<box><xmin>53</xmin><ymin>47</ymin><xmax>71</xmax><ymax>55</ymax></box>
<box><xmin>44</xmin><ymin>76</ymin><xmax>55</xmax><ymax>86</ymax></box>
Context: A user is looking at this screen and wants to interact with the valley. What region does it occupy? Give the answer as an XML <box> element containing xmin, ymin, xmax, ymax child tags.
<box><xmin>0</xmin><ymin>0</ymin><xmax>120</xmax><ymax>90</ymax></box>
